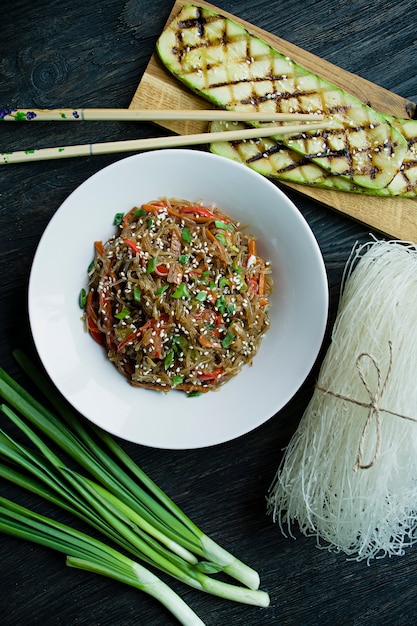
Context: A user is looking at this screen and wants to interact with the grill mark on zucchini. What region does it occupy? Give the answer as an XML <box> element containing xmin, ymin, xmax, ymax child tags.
<box><xmin>157</xmin><ymin>4</ymin><xmax>408</xmax><ymax>190</ymax></box>
<box><xmin>209</xmin><ymin>119</ymin><xmax>417</xmax><ymax>197</ymax></box>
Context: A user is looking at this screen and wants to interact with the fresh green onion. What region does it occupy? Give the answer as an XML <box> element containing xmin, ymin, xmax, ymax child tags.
<box><xmin>147</xmin><ymin>217</ymin><xmax>153</xmax><ymax>229</ymax></box>
<box><xmin>179</xmin><ymin>254</ymin><xmax>189</xmax><ymax>265</ymax></box>
<box><xmin>195</xmin><ymin>291</ymin><xmax>207</xmax><ymax>302</ymax></box>
<box><xmin>181</xmin><ymin>227</ymin><xmax>192</xmax><ymax>243</ymax></box>
<box><xmin>133</xmin><ymin>208</ymin><xmax>147</xmax><ymax>217</ymax></box>
<box><xmin>113</xmin><ymin>212</ymin><xmax>124</xmax><ymax>226</ymax></box>
<box><xmin>215</xmin><ymin>233</ymin><xmax>227</xmax><ymax>246</ymax></box>
<box><xmin>0</xmin><ymin>496</ymin><xmax>204</xmax><ymax>626</ymax></box>
<box><xmin>216</xmin><ymin>296</ymin><xmax>226</xmax><ymax>315</ymax></box>
<box><xmin>164</xmin><ymin>350</ymin><xmax>175</xmax><ymax>370</ymax></box>
<box><xmin>214</xmin><ymin>220</ymin><xmax>233</xmax><ymax>231</ymax></box>
<box><xmin>172</xmin><ymin>284</ymin><xmax>190</xmax><ymax>299</ymax></box>
<box><xmin>156</xmin><ymin>285</ymin><xmax>169</xmax><ymax>295</ymax></box>
<box><xmin>172</xmin><ymin>375</ymin><xmax>184</xmax><ymax>388</ymax></box>
<box><xmin>172</xmin><ymin>335</ymin><xmax>188</xmax><ymax>353</ymax></box>
<box><xmin>218</xmin><ymin>277</ymin><xmax>230</xmax><ymax>289</ymax></box>
<box><xmin>221</xmin><ymin>332</ymin><xmax>235</xmax><ymax>349</ymax></box>
<box><xmin>115</xmin><ymin>308</ymin><xmax>130</xmax><ymax>320</ymax></box>
<box><xmin>146</xmin><ymin>257</ymin><xmax>157</xmax><ymax>274</ymax></box>
<box><xmin>133</xmin><ymin>286</ymin><xmax>141</xmax><ymax>302</ymax></box>
<box><xmin>78</xmin><ymin>288</ymin><xmax>87</xmax><ymax>309</ymax></box>
<box><xmin>0</xmin><ymin>351</ymin><xmax>267</xmax><ymax>602</ymax></box>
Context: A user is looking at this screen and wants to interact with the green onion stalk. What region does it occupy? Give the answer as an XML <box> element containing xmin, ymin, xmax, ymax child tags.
<box><xmin>0</xmin><ymin>495</ymin><xmax>204</xmax><ymax>626</ymax></box>
<box><xmin>0</xmin><ymin>351</ymin><xmax>269</xmax><ymax>609</ymax></box>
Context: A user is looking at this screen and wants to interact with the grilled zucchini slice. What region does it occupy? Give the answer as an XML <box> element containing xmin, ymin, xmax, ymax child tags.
<box><xmin>209</xmin><ymin>118</ymin><xmax>417</xmax><ymax>198</ymax></box>
<box><xmin>157</xmin><ymin>4</ymin><xmax>407</xmax><ymax>190</ymax></box>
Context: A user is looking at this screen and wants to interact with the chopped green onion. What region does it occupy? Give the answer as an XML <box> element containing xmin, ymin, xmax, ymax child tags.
<box><xmin>87</xmin><ymin>259</ymin><xmax>95</xmax><ymax>273</ymax></box>
<box><xmin>113</xmin><ymin>212</ymin><xmax>124</xmax><ymax>226</ymax></box>
<box><xmin>172</xmin><ymin>335</ymin><xmax>188</xmax><ymax>352</ymax></box>
<box><xmin>221</xmin><ymin>331</ymin><xmax>235</xmax><ymax>349</ymax></box>
<box><xmin>214</xmin><ymin>220</ymin><xmax>233</xmax><ymax>231</ymax></box>
<box><xmin>133</xmin><ymin>286</ymin><xmax>141</xmax><ymax>302</ymax></box>
<box><xmin>147</xmin><ymin>217</ymin><xmax>153</xmax><ymax>229</ymax></box>
<box><xmin>133</xmin><ymin>208</ymin><xmax>147</xmax><ymax>217</ymax></box>
<box><xmin>115</xmin><ymin>308</ymin><xmax>130</xmax><ymax>320</ymax></box>
<box><xmin>78</xmin><ymin>288</ymin><xmax>87</xmax><ymax>309</ymax></box>
<box><xmin>179</xmin><ymin>254</ymin><xmax>189</xmax><ymax>265</ymax></box>
<box><xmin>215</xmin><ymin>233</ymin><xmax>227</xmax><ymax>246</ymax></box>
<box><xmin>156</xmin><ymin>285</ymin><xmax>169</xmax><ymax>295</ymax></box>
<box><xmin>187</xmin><ymin>391</ymin><xmax>202</xmax><ymax>397</ymax></box>
<box><xmin>226</xmin><ymin>303</ymin><xmax>235</xmax><ymax>315</ymax></box>
<box><xmin>195</xmin><ymin>291</ymin><xmax>207</xmax><ymax>302</ymax></box>
<box><xmin>172</xmin><ymin>284</ymin><xmax>190</xmax><ymax>299</ymax></box>
<box><xmin>219</xmin><ymin>277</ymin><xmax>230</xmax><ymax>289</ymax></box>
<box><xmin>164</xmin><ymin>350</ymin><xmax>175</xmax><ymax>370</ymax></box>
<box><xmin>172</xmin><ymin>375</ymin><xmax>184</xmax><ymax>388</ymax></box>
<box><xmin>201</xmin><ymin>270</ymin><xmax>210</xmax><ymax>278</ymax></box>
<box><xmin>216</xmin><ymin>296</ymin><xmax>227</xmax><ymax>314</ymax></box>
<box><xmin>146</xmin><ymin>257</ymin><xmax>157</xmax><ymax>274</ymax></box>
<box><xmin>181</xmin><ymin>227</ymin><xmax>192</xmax><ymax>243</ymax></box>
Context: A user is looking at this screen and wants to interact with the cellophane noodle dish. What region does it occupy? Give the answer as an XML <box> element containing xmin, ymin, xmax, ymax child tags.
<box><xmin>83</xmin><ymin>198</ymin><xmax>273</xmax><ymax>395</ymax></box>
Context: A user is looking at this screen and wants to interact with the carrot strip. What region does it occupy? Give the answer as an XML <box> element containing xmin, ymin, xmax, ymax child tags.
<box><xmin>258</xmin><ymin>270</ymin><xmax>265</xmax><ymax>296</ymax></box>
<box><xmin>248</xmin><ymin>239</ymin><xmax>257</xmax><ymax>257</ymax></box>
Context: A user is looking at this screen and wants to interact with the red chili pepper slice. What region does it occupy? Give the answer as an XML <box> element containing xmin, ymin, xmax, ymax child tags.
<box><xmin>123</xmin><ymin>238</ymin><xmax>141</xmax><ymax>254</ymax></box>
<box><xmin>196</xmin><ymin>367</ymin><xmax>224</xmax><ymax>381</ymax></box>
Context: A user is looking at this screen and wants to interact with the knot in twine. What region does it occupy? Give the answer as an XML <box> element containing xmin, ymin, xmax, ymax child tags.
<box><xmin>316</xmin><ymin>341</ymin><xmax>417</xmax><ymax>471</ymax></box>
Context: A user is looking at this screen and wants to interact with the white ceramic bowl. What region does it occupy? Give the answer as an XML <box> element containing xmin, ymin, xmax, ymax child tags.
<box><xmin>29</xmin><ymin>149</ymin><xmax>328</xmax><ymax>449</ymax></box>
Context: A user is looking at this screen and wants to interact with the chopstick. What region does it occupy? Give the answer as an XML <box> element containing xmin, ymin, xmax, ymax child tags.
<box><xmin>0</xmin><ymin>121</ymin><xmax>329</xmax><ymax>165</ymax></box>
<box><xmin>1</xmin><ymin>107</ymin><xmax>324</xmax><ymax>123</ymax></box>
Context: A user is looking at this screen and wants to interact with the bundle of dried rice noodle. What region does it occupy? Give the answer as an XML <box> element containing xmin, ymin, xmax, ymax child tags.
<box><xmin>267</xmin><ymin>239</ymin><xmax>417</xmax><ymax>562</ymax></box>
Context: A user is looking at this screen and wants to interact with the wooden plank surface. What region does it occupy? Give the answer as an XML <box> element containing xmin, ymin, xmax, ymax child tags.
<box><xmin>130</xmin><ymin>0</ymin><xmax>417</xmax><ymax>242</ymax></box>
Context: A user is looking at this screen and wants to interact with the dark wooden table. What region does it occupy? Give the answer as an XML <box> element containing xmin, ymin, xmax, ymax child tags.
<box><xmin>1</xmin><ymin>1</ymin><xmax>416</xmax><ymax>624</ymax></box>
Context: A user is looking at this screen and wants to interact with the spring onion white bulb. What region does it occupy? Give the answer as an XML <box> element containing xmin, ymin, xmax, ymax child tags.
<box><xmin>267</xmin><ymin>239</ymin><xmax>417</xmax><ymax>562</ymax></box>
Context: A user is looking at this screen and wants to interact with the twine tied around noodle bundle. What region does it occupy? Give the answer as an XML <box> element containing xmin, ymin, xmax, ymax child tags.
<box><xmin>316</xmin><ymin>341</ymin><xmax>417</xmax><ymax>471</ymax></box>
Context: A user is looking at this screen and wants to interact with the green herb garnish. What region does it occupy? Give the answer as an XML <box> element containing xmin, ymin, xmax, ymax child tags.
<box><xmin>114</xmin><ymin>308</ymin><xmax>130</xmax><ymax>320</ymax></box>
<box><xmin>216</xmin><ymin>296</ymin><xmax>227</xmax><ymax>314</ymax></box>
<box><xmin>215</xmin><ymin>233</ymin><xmax>227</xmax><ymax>246</ymax></box>
<box><xmin>172</xmin><ymin>284</ymin><xmax>190</xmax><ymax>299</ymax></box>
<box><xmin>133</xmin><ymin>286</ymin><xmax>141</xmax><ymax>302</ymax></box>
<box><xmin>156</xmin><ymin>285</ymin><xmax>169</xmax><ymax>295</ymax></box>
<box><xmin>221</xmin><ymin>331</ymin><xmax>235</xmax><ymax>348</ymax></box>
<box><xmin>181</xmin><ymin>227</ymin><xmax>192</xmax><ymax>243</ymax></box>
<box><xmin>146</xmin><ymin>257</ymin><xmax>157</xmax><ymax>274</ymax></box>
<box><xmin>164</xmin><ymin>350</ymin><xmax>175</xmax><ymax>370</ymax></box>
<box><xmin>78</xmin><ymin>288</ymin><xmax>87</xmax><ymax>309</ymax></box>
<box><xmin>172</xmin><ymin>335</ymin><xmax>188</xmax><ymax>352</ymax></box>
<box><xmin>113</xmin><ymin>212</ymin><xmax>124</xmax><ymax>226</ymax></box>
<box><xmin>219</xmin><ymin>277</ymin><xmax>230</xmax><ymax>289</ymax></box>
<box><xmin>214</xmin><ymin>220</ymin><xmax>233</xmax><ymax>231</ymax></box>
<box><xmin>196</xmin><ymin>291</ymin><xmax>207</xmax><ymax>302</ymax></box>
<box><xmin>172</xmin><ymin>375</ymin><xmax>184</xmax><ymax>388</ymax></box>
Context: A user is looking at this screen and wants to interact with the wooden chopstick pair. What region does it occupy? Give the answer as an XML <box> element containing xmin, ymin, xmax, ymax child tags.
<box><xmin>0</xmin><ymin>108</ymin><xmax>328</xmax><ymax>165</ymax></box>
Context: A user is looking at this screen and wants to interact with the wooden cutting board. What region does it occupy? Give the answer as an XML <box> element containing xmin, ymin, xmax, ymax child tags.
<box><xmin>130</xmin><ymin>0</ymin><xmax>417</xmax><ymax>241</ymax></box>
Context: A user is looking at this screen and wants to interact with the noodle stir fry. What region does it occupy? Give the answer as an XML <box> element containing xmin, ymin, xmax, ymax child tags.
<box><xmin>84</xmin><ymin>198</ymin><xmax>272</xmax><ymax>394</ymax></box>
